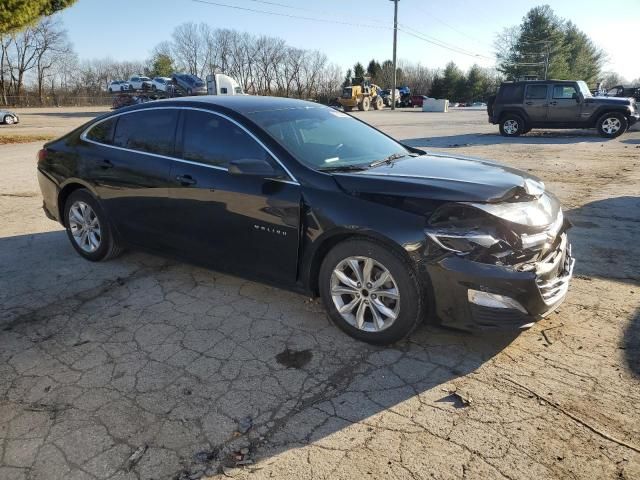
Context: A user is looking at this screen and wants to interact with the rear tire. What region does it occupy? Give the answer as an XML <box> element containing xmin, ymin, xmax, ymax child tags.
<box><xmin>499</xmin><ymin>114</ymin><xmax>525</xmax><ymax>137</ymax></box>
<box><xmin>3</xmin><ymin>115</ymin><xmax>15</xmax><ymax>125</ymax></box>
<box><xmin>63</xmin><ymin>189</ymin><xmax>123</xmax><ymax>262</ymax></box>
<box><xmin>596</xmin><ymin>112</ymin><xmax>627</xmax><ymax>138</ymax></box>
<box><xmin>319</xmin><ymin>239</ymin><xmax>424</xmax><ymax>345</ymax></box>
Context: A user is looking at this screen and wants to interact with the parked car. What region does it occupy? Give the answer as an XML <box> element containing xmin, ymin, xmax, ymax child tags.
<box><xmin>410</xmin><ymin>95</ymin><xmax>428</xmax><ymax>107</ymax></box>
<box><xmin>489</xmin><ymin>80</ymin><xmax>639</xmax><ymax>138</ymax></box>
<box><xmin>108</xmin><ymin>80</ymin><xmax>130</xmax><ymax>93</ymax></box>
<box><xmin>380</xmin><ymin>89</ymin><xmax>400</xmax><ymax>107</ymax></box>
<box><xmin>151</xmin><ymin>77</ymin><xmax>173</xmax><ymax>92</ymax></box>
<box><xmin>37</xmin><ymin>96</ymin><xmax>574</xmax><ymax>345</ymax></box>
<box><xmin>128</xmin><ymin>75</ymin><xmax>152</xmax><ymax>91</ymax></box>
<box><xmin>0</xmin><ymin>109</ymin><xmax>19</xmax><ymax>125</ymax></box>
<box><xmin>604</xmin><ymin>84</ymin><xmax>640</xmax><ymax>102</ymax></box>
<box><xmin>172</xmin><ymin>73</ymin><xmax>207</xmax><ymax>95</ymax></box>
<box><xmin>471</xmin><ymin>102</ymin><xmax>487</xmax><ymax>107</ymax></box>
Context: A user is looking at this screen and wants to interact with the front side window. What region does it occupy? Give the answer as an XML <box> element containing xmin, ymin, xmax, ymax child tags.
<box><xmin>250</xmin><ymin>106</ymin><xmax>408</xmax><ymax>170</ymax></box>
<box><xmin>525</xmin><ymin>85</ymin><xmax>548</xmax><ymax>100</ymax></box>
<box><xmin>181</xmin><ymin>110</ymin><xmax>270</xmax><ymax>169</ymax></box>
<box><xmin>553</xmin><ymin>85</ymin><xmax>578</xmax><ymax>99</ymax></box>
<box><xmin>86</xmin><ymin>117</ymin><xmax>117</xmax><ymax>145</ymax></box>
<box><xmin>113</xmin><ymin>109</ymin><xmax>177</xmax><ymax>156</ymax></box>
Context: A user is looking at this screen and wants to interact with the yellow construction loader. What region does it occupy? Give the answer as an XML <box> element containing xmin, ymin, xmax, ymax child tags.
<box><xmin>338</xmin><ymin>77</ymin><xmax>384</xmax><ymax>112</ymax></box>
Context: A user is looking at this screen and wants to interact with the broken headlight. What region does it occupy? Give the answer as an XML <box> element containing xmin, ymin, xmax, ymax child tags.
<box><xmin>426</xmin><ymin>204</ymin><xmax>511</xmax><ymax>255</ymax></box>
<box><xmin>463</xmin><ymin>193</ymin><xmax>560</xmax><ymax>228</ymax></box>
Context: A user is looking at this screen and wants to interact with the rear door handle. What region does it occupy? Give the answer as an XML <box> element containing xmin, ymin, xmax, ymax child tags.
<box><xmin>176</xmin><ymin>174</ymin><xmax>197</xmax><ymax>186</ymax></box>
<box><xmin>100</xmin><ymin>159</ymin><xmax>114</xmax><ymax>169</ymax></box>
<box><xmin>549</xmin><ymin>101</ymin><xmax>557</xmax><ymax>106</ymax></box>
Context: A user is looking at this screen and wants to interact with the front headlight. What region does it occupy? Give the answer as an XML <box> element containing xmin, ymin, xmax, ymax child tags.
<box><xmin>426</xmin><ymin>231</ymin><xmax>500</xmax><ymax>254</ymax></box>
<box><xmin>463</xmin><ymin>193</ymin><xmax>559</xmax><ymax>228</ymax></box>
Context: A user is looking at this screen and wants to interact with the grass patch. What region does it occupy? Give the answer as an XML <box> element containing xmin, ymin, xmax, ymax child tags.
<box><xmin>0</xmin><ymin>134</ymin><xmax>56</xmax><ymax>145</ymax></box>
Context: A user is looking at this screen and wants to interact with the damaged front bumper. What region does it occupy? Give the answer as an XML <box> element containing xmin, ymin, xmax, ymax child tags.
<box><xmin>425</xmin><ymin>233</ymin><xmax>574</xmax><ymax>331</ymax></box>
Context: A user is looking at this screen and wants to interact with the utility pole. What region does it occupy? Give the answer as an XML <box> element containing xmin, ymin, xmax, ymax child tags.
<box><xmin>543</xmin><ymin>42</ymin><xmax>549</xmax><ymax>80</ymax></box>
<box><xmin>390</xmin><ymin>0</ymin><xmax>399</xmax><ymax>110</ymax></box>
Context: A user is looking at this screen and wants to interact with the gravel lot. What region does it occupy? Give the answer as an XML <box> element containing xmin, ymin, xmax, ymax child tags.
<box><xmin>1</xmin><ymin>106</ymin><xmax>639</xmax><ymax>480</ymax></box>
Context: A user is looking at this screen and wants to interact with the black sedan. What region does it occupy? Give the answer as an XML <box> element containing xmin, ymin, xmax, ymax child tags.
<box><xmin>37</xmin><ymin>96</ymin><xmax>574</xmax><ymax>344</ymax></box>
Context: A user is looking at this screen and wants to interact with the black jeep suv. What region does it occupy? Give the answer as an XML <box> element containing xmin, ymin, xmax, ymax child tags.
<box><xmin>488</xmin><ymin>80</ymin><xmax>639</xmax><ymax>138</ymax></box>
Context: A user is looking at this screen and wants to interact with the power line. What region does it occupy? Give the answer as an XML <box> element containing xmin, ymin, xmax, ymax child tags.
<box><xmin>410</xmin><ymin>3</ymin><xmax>491</xmax><ymax>48</ymax></box>
<box><xmin>398</xmin><ymin>26</ymin><xmax>493</xmax><ymax>60</ymax></box>
<box><xmin>192</xmin><ymin>0</ymin><xmax>493</xmax><ymax>62</ymax></box>
<box><xmin>191</xmin><ymin>0</ymin><xmax>390</xmax><ymax>30</ymax></box>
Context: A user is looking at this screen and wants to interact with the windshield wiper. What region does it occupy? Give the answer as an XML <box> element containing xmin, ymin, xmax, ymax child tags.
<box><xmin>369</xmin><ymin>152</ymin><xmax>412</xmax><ymax>168</ymax></box>
<box><xmin>318</xmin><ymin>164</ymin><xmax>370</xmax><ymax>173</ymax></box>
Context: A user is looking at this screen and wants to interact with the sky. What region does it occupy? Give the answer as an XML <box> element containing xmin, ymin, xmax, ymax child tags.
<box><xmin>54</xmin><ymin>0</ymin><xmax>639</xmax><ymax>80</ymax></box>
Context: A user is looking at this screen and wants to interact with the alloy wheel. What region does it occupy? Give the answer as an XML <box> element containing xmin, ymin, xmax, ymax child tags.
<box><xmin>601</xmin><ymin>117</ymin><xmax>621</xmax><ymax>135</ymax></box>
<box><xmin>68</xmin><ymin>201</ymin><xmax>102</xmax><ymax>253</ymax></box>
<box><xmin>330</xmin><ymin>256</ymin><xmax>400</xmax><ymax>332</ymax></box>
<box><xmin>503</xmin><ymin>119</ymin><xmax>518</xmax><ymax>134</ymax></box>
<box><xmin>5</xmin><ymin>115</ymin><xmax>15</xmax><ymax>125</ymax></box>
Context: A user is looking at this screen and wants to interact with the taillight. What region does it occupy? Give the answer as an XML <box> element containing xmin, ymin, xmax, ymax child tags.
<box><xmin>37</xmin><ymin>148</ymin><xmax>47</xmax><ymax>163</ymax></box>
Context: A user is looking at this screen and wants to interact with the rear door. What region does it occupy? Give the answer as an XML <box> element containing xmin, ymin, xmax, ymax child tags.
<box><xmin>165</xmin><ymin>108</ymin><xmax>301</xmax><ymax>283</ymax></box>
<box><xmin>524</xmin><ymin>84</ymin><xmax>549</xmax><ymax>123</ymax></box>
<box><xmin>84</xmin><ymin>108</ymin><xmax>178</xmax><ymax>249</ymax></box>
<box><xmin>547</xmin><ymin>84</ymin><xmax>581</xmax><ymax>123</ymax></box>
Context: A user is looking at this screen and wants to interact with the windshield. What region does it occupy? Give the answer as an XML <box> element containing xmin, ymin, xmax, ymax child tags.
<box><xmin>577</xmin><ymin>81</ymin><xmax>592</xmax><ymax>98</ymax></box>
<box><xmin>250</xmin><ymin>107</ymin><xmax>409</xmax><ymax>171</ymax></box>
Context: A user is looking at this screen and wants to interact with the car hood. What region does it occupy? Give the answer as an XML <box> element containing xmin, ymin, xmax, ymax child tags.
<box><xmin>332</xmin><ymin>152</ymin><xmax>545</xmax><ymax>204</ymax></box>
<box><xmin>589</xmin><ymin>96</ymin><xmax>634</xmax><ymax>106</ymax></box>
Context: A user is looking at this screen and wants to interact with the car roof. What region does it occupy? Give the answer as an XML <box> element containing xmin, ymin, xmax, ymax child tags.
<box><xmin>502</xmin><ymin>80</ymin><xmax>578</xmax><ymax>85</ymax></box>
<box><xmin>149</xmin><ymin>95</ymin><xmax>327</xmax><ymax>114</ymax></box>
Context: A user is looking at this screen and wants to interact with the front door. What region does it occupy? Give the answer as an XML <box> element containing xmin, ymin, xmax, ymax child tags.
<box><xmin>524</xmin><ymin>84</ymin><xmax>549</xmax><ymax>123</ymax></box>
<box><xmin>547</xmin><ymin>84</ymin><xmax>581</xmax><ymax>123</ymax></box>
<box><xmin>166</xmin><ymin>109</ymin><xmax>301</xmax><ymax>283</ymax></box>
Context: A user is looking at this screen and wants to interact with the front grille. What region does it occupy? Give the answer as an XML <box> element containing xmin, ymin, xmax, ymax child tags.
<box><xmin>536</xmin><ymin>240</ymin><xmax>574</xmax><ymax>305</ymax></box>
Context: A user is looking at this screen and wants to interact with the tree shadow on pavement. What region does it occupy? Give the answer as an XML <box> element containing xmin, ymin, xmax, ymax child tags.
<box><xmin>0</xmin><ymin>229</ymin><xmax>520</xmax><ymax>479</ymax></box>
<box><xmin>565</xmin><ymin>196</ymin><xmax>640</xmax><ymax>378</ymax></box>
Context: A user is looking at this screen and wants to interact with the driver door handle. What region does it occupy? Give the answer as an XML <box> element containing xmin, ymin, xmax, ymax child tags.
<box><xmin>176</xmin><ymin>174</ymin><xmax>197</xmax><ymax>186</ymax></box>
<box><xmin>549</xmin><ymin>101</ymin><xmax>558</xmax><ymax>106</ymax></box>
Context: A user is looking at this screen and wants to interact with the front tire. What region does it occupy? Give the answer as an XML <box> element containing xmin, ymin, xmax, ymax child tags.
<box><xmin>372</xmin><ymin>96</ymin><xmax>383</xmax><ymax>110</ymax></box>
<box><xmin>499</xmin><ymin>114</ymin><xmax>524</xmax><ymax>137</ymax></box>
<box><xmin>359</xmin><ymin>97</ymin><xmax>371</xmax><ymax>111</ymax></box>
<box><xmin>64</xmin><ymin>190</ymin><xmax>123</xmax><ymax>262</ymax></box>
<box><xmin>597</xmin><ymin>112</ymin><xmax>627</xmax><ymax>138</ymax></box>
<box><xmin>319</xmin><ymin>239</ymin><xmax>424</xmax><ymax>345</ymax></box>
<box><xmin>3</xmin><ymin>115</ymin><xmax>15</xmax><ymax>125</ymax></box>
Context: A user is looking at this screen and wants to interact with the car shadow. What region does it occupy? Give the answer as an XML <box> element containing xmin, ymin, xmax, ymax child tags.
<box><xmin>621</xmin><ymin>138</ymin><xmax>640</xmax><ymax>145</ymax></box>
<box><xmin>403</xmin><ymin>131</ymin><xmax>611</xmax><ymax>148</ymax></box>
<box><xmin>0</xmin><ymin>229</ymin><xmax>519</xmax><ymax>478</ymax></box>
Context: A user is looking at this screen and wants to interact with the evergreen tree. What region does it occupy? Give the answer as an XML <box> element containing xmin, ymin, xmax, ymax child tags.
<box><xmin>353</xmin><ymin>62</ymin><xmax>365</xmax><ymax>78</ymax></box>
<box><xmin>366</xmin><ymin>59</ymin><xmax>382</xmax><ymax>81</ymax></box>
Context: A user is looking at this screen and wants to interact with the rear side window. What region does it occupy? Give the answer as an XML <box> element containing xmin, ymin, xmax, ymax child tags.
<box><xmin>86</xmin><ymin>117</ymin><xmax>117</xmax><ymax>145</ymax></box>
<box><xmin>181</xmin><ymin>110</ymin><xmax>268</xmax><ymax>168</ymax></box>
<box><xmin>525</xmin><ymin>85</ymin><xmax>548</xmax><ymax>100</ymax></box>
<box><xmin>553</xmin><ymin>85</ymin><xmax>578</xmax><ymax>99</ymax></box>
<box><xmin>499</xmin><ymin>84</ymin><xmax>524</xmax><ymax>103</ymax></box>
<box><xmin>113</xmin><ymin>109</ymin><xmax>177</xmax><ymax>156</ymax></box>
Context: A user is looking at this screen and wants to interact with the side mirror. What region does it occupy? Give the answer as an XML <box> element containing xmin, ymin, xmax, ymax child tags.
<box><xmin>228</xmin><ymin>158</ymin><xmax>279</xmax><ymax>177</ymax></box>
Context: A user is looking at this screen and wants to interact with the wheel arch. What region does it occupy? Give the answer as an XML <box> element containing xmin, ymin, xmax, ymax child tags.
<box><xmin>498</xmin><ymin>108</ymin><xmax>530</xmax><ymax>125</ymax></box>
<box><xmin>303</xmin><ymin>228</ymin><xmax>419</xmax><ymax>297</ymax></box>
<box><xmin>591</xmin><ymin>108</ymin><xmax>631</xmax><ymax>127</ymax></box>
<box><xmin>57</xmin><ymin>179</ymin><xmax>99</xmax><ymax>224</ymax></box>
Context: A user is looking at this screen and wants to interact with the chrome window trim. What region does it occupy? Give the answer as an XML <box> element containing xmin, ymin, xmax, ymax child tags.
<box><xmin>80</xmin><ymin>106</ymin><xmax>300</xmax><ymax>185</ymax></box>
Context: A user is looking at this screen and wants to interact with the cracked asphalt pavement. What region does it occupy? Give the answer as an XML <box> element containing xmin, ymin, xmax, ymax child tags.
<box><xmin>1</xmin><ymin>107</ymin><xmax>639</xmax><ymax>479</ymax></box>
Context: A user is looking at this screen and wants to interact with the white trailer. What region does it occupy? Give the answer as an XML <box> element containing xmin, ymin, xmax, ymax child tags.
<box><xmin>206</xmin><ymin>74</ymin><xmax>244</xmax><ymax>96</ymax></box>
